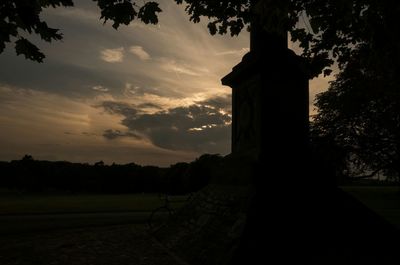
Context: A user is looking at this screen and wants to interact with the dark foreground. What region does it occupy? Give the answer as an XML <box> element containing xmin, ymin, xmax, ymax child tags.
<box><xmin>0</xmin><ymin>224</ymin><xmax>180</xmax><ymax>265</ymax></box>
<box><xmin>0</xmin><ymin>187</ymin><xmax>399</xmax><ymax>265</ymax></box>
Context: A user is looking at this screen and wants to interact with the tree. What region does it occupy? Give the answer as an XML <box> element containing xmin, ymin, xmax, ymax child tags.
<box><xmin>164</xmin><ymin>162</ymin><xmax>190</xmax><ymax>194</ymax></box>
<box><xmin>312</xmin><ymin>31</ymin><xmax>400</xmax><ymax>181</ymax></box>
<box><xmin>21</xmin><ymin>154</ymin><xmax>34</xmax><ymax>161</ymax></box>
<box><xmin>94</xmin><ymin>160</ymin><xmax>105</xmax><ymax>167</ymax></box>
<box><xmin>309</xmin><ymin>0</ymin><xmax>400</xmax><ymax>181</ymax></box>
<box><xmin>185</xmin><ymin>153</ymin><xmax>223</xmax><ymax>191</ymax></box>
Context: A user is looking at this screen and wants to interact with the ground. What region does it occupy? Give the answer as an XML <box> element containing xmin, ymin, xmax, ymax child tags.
<box><xmin>0</xmin><ymin>193</ymin><xmax>186</xmax><ymax>265</ymax></box>
<box><xmin>0</xmin><ymin>187</ymin><xmax>399</xmax><ymax>265</ymax></box>
<box><xmin>0</xmin><ymin>224</ymin><xmax>179</xmax><ymax>265</ymax></box>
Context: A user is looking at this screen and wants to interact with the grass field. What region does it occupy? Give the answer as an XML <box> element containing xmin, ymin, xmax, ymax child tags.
<box><xmin>341</xmin><ymin>186</ymin><xmax>400</xmax><ymax>227</ymax></box>
<box><xmin>0</xmin><ymin>193</ymin><xmax>189</xmax><ymax>215</ymax></box>
<box><xmin>0</xmin><ymin>187</ymin><xmax>399</xmax><ymax>235</ymax></box>
<box><xmin>0</xmin><ymin>193</ymin><xmax>191</xmax><ymax>235</ymax></box>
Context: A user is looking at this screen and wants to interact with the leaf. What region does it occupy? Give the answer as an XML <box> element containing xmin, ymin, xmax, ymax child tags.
<box><xmin>0</xmin><ymin>42</ymin><xmax>5</xmax><ymax>54</ymax></box>
<box><xmin>308</xmin><ymin>16</ymin><xmax>321</xmax><ymax>34</ymax></box>
<box><xmin>229</xmin><ymin>19</ymin><xmax>244</xmax><ymax>36</ymax></box>
<box><xmin>138</xmin><ymin>2</ymin><xmax>162</xmax><ymax>24</ymax></box>
<box><xmin>15</xmin><ymin>38</ymin><xmax>45</xmax><ymax>62</ymax></box>
<box><xmin>207</xmin><ymin>22</ymin><xmax>217</xmax><ymax>35</ymax></box>
<box><xmin>35</xmin><ymin>21</ymin><xmax>62</xmax><ymax>42</ymax></box>
<box><xmin>0</xmin><ymin>21</ymin><xmax>18</xmax><ymax>53</ymax></box>
<box><xmin>38</xmin><ymin>0</ymin><xmax>74</xmax><ymax>8</ymax></box>
<box><xmin>97</xmin><ymin>1</ymin><xmax>137</xmax><ymax>29</ymax></box>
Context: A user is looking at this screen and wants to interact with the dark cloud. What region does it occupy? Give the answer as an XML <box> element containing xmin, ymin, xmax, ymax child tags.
<box><xmin>137</xmin><ymin>102</ymin><xmax>163</xmax><ymax>109</ymax></box>
<box><xmin>99</xmin><ymin>96</ymin><xmax>232</xmax><ymax>154</ymax></box>
<box><xmin>0</xmin><ymin>51</ymin><xmax>125</xmax><ymax>97</ymax></box>
<box><xmin>196</xmin><ymin>95</ymin><xmax>232</xmax><ymax>113</ymax></box>
<box><xmin>99</xmin><ymin>101</ymin><xmax>138</xmax><ymax>116</ymax></box>
<box><xmin>103</xmin><ymin>129</ymin><xmax>141</xmax><ymax>140</ymax></box>
<box><xmin>146</xmin><ymin>124</ymin><xmax>230</xmax><ymax>154</ymax></box>
<box><xmin>125</xmin><ymin>105</ymin><xmax>230</xmax><ymax>131</ymax></box>
<box><xmin>64</xmin><ymin>131</ymin><xmax>99</xmax><ymax>136</ymax></box>
<box><xmin>123</xmin><ymin>83</ymin><xmax>187</xmax><ymax>99</ymax></box>
<box><xmin>81</xmin><ymin>132</ymin><xmax>98</xmax><ymax>136</ymax></box>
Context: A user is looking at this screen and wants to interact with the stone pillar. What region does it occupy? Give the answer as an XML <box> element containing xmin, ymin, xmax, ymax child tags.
<box><xmin>222</xmin><ymin>30</ymin><xmax>309</xmax><ymax>186</ymax></box>
<box><xmin>220</xmin><ymin>22</ymin><xmax>312</xmax><ymax>264</ymax></box>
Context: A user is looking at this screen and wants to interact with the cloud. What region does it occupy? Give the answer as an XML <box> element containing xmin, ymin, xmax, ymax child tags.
<box><xmin>99</xmin><ymin>101</ymin><xmax>138</xmax><ymax>116</ymax></box>
<box><xmin>137</xmin><ymin>102</ymin><xmax>163</xmax><ymax>110</ymax></box>
<box><xmin>0</xmin><ymin>85</ymin><xmax>196</xmax><ymax>167</ymax></box>
<box><xmin>122</xmin><ymin>83</ymin><xmax>163</xmax><ymax>97</ymax></box>
<box><xmin>99</xmin><ymin>96</ymin><xmax>232</xmax><ymax>154</ymax></box>
<box><xmin>81</xmin><ymin>132</ymin><xmax>98</xmax><ymax>136</ymax></box>
<box><xmin>100</xmin><ymin>47</ymin><xmax>124</xmax><ymax>63</ymax></box>
<box><xmin>0</xmin><ymin>55</ymin><xmax>126</xmax><ymax>97</ymax></box>
<box><xmin>215</xmin><ymin>48</ymin><xmax>250</xmax><ymax>56</ymax></box>
<box><xmin>196</xmin><ymin>94</ymin><xmax>231</xmax><ymax>114</ymax></box>
<box><xmin>129</xmin><ymin>46</ymin><xmax>151</xmax><ymax>61</ymax></box>
<box><xmin>160</xmin><ymin>58</ymin><xmax>209</xmax><ymax>77</ymax></box>
<box><xmin>92</xmin><ymin>85</ymin><xmax>109</xmax><ymax>92</ymax></box>
<box><xmin>0</xmin><ymin>1</ymin><xmax>253</xmax><ymax>166</ymax></box>
<box><xmin>103</xmin><ymin>129</ymin><xmax>141</xmax><ymax>140</ymax></box>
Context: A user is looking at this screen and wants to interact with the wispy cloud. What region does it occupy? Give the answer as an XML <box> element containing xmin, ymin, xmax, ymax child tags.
<box><xmin>100</xmin><ymin>47</ymin><xmax>124</xmax><ymax>63</ymax></box>
<box><xmin>129</xmin><ymin>46</ymin><xmax>151</xmax><ymax>61</ymax></box>
<box><xmin>92</xmin><ymin>85</ymin><xmax>109</xmax><ymax>92</ymax></box>
<box><xmin>160</xmin><ymin>58</ymin><xmax>209</xmax><ymax>77</ymax></box>
<box><xmin>215</xmin><ymin>47</ymin><xmax>250</xmax><ymax>56</ymax></box>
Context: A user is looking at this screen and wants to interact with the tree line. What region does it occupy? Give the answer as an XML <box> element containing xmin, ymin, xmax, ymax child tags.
<box><xmin>0</xmin><ymin>154</ymin><xmax>223</xmax><ymax>194</ymax></box>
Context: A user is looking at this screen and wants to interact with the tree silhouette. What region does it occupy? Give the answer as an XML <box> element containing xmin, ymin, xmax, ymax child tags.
<box><xmin>21</xmin><ymin>154</ymin><xmax>34</xmax><ymax>161</ymax></box>
<box><xmin>94</xmin><ymin>160</ymin><xmax>105</xmax><ymax>167</ymax></box>
<box><xmin>309</xmin><ymin>0</ymin><xmax>400</xmax><ymax>181</ymax></box>
<box><xmin>312</xmin><ymin>36</ymin><xmax>400</xmax><ymax>181</ymax></box>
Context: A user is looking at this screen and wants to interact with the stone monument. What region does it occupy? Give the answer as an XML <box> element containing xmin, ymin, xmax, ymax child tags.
<box><xmin>221</xmin><ymin>8</ymin><xmax>399</xmax><ymax>265</ymax></box>
<box><xmin>152</xmin><ymin>4</ymin><xmax>400</xmax><ymax>263</ymax></box>
<box><xmin>222</xmin><ymin>22</ymin><xmax>309</xmax><ymax>185</ymax></box>
<box><xmin>152</xmin><ymin>3</ymin><xmax>312</xmax><ymax>263</ymax></box>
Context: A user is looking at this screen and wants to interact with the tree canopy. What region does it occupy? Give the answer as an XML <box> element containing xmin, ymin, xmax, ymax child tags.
<box><xmin>311</xmin><ymin>17</ymin><xmax>400</xmax><ymax>180</ymax></box>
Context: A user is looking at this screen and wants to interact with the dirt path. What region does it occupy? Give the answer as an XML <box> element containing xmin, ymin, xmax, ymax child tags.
<box><xmin>0</xmin><ymin>224</ymin><xmax>179</xmax><ymax>265</ymax></box>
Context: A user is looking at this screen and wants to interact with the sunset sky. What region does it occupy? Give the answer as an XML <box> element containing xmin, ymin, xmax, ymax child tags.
<box><xmin>0</xmin><ymin>1</ymin><xmax>333</xmax><ymax>166</ymax></box>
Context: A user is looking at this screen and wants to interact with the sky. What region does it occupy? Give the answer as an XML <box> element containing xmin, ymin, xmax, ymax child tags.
<box><xmin>0</xmin><ymin>1</ymin><xmax>333</xmax><ymax>166</ymax></box>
